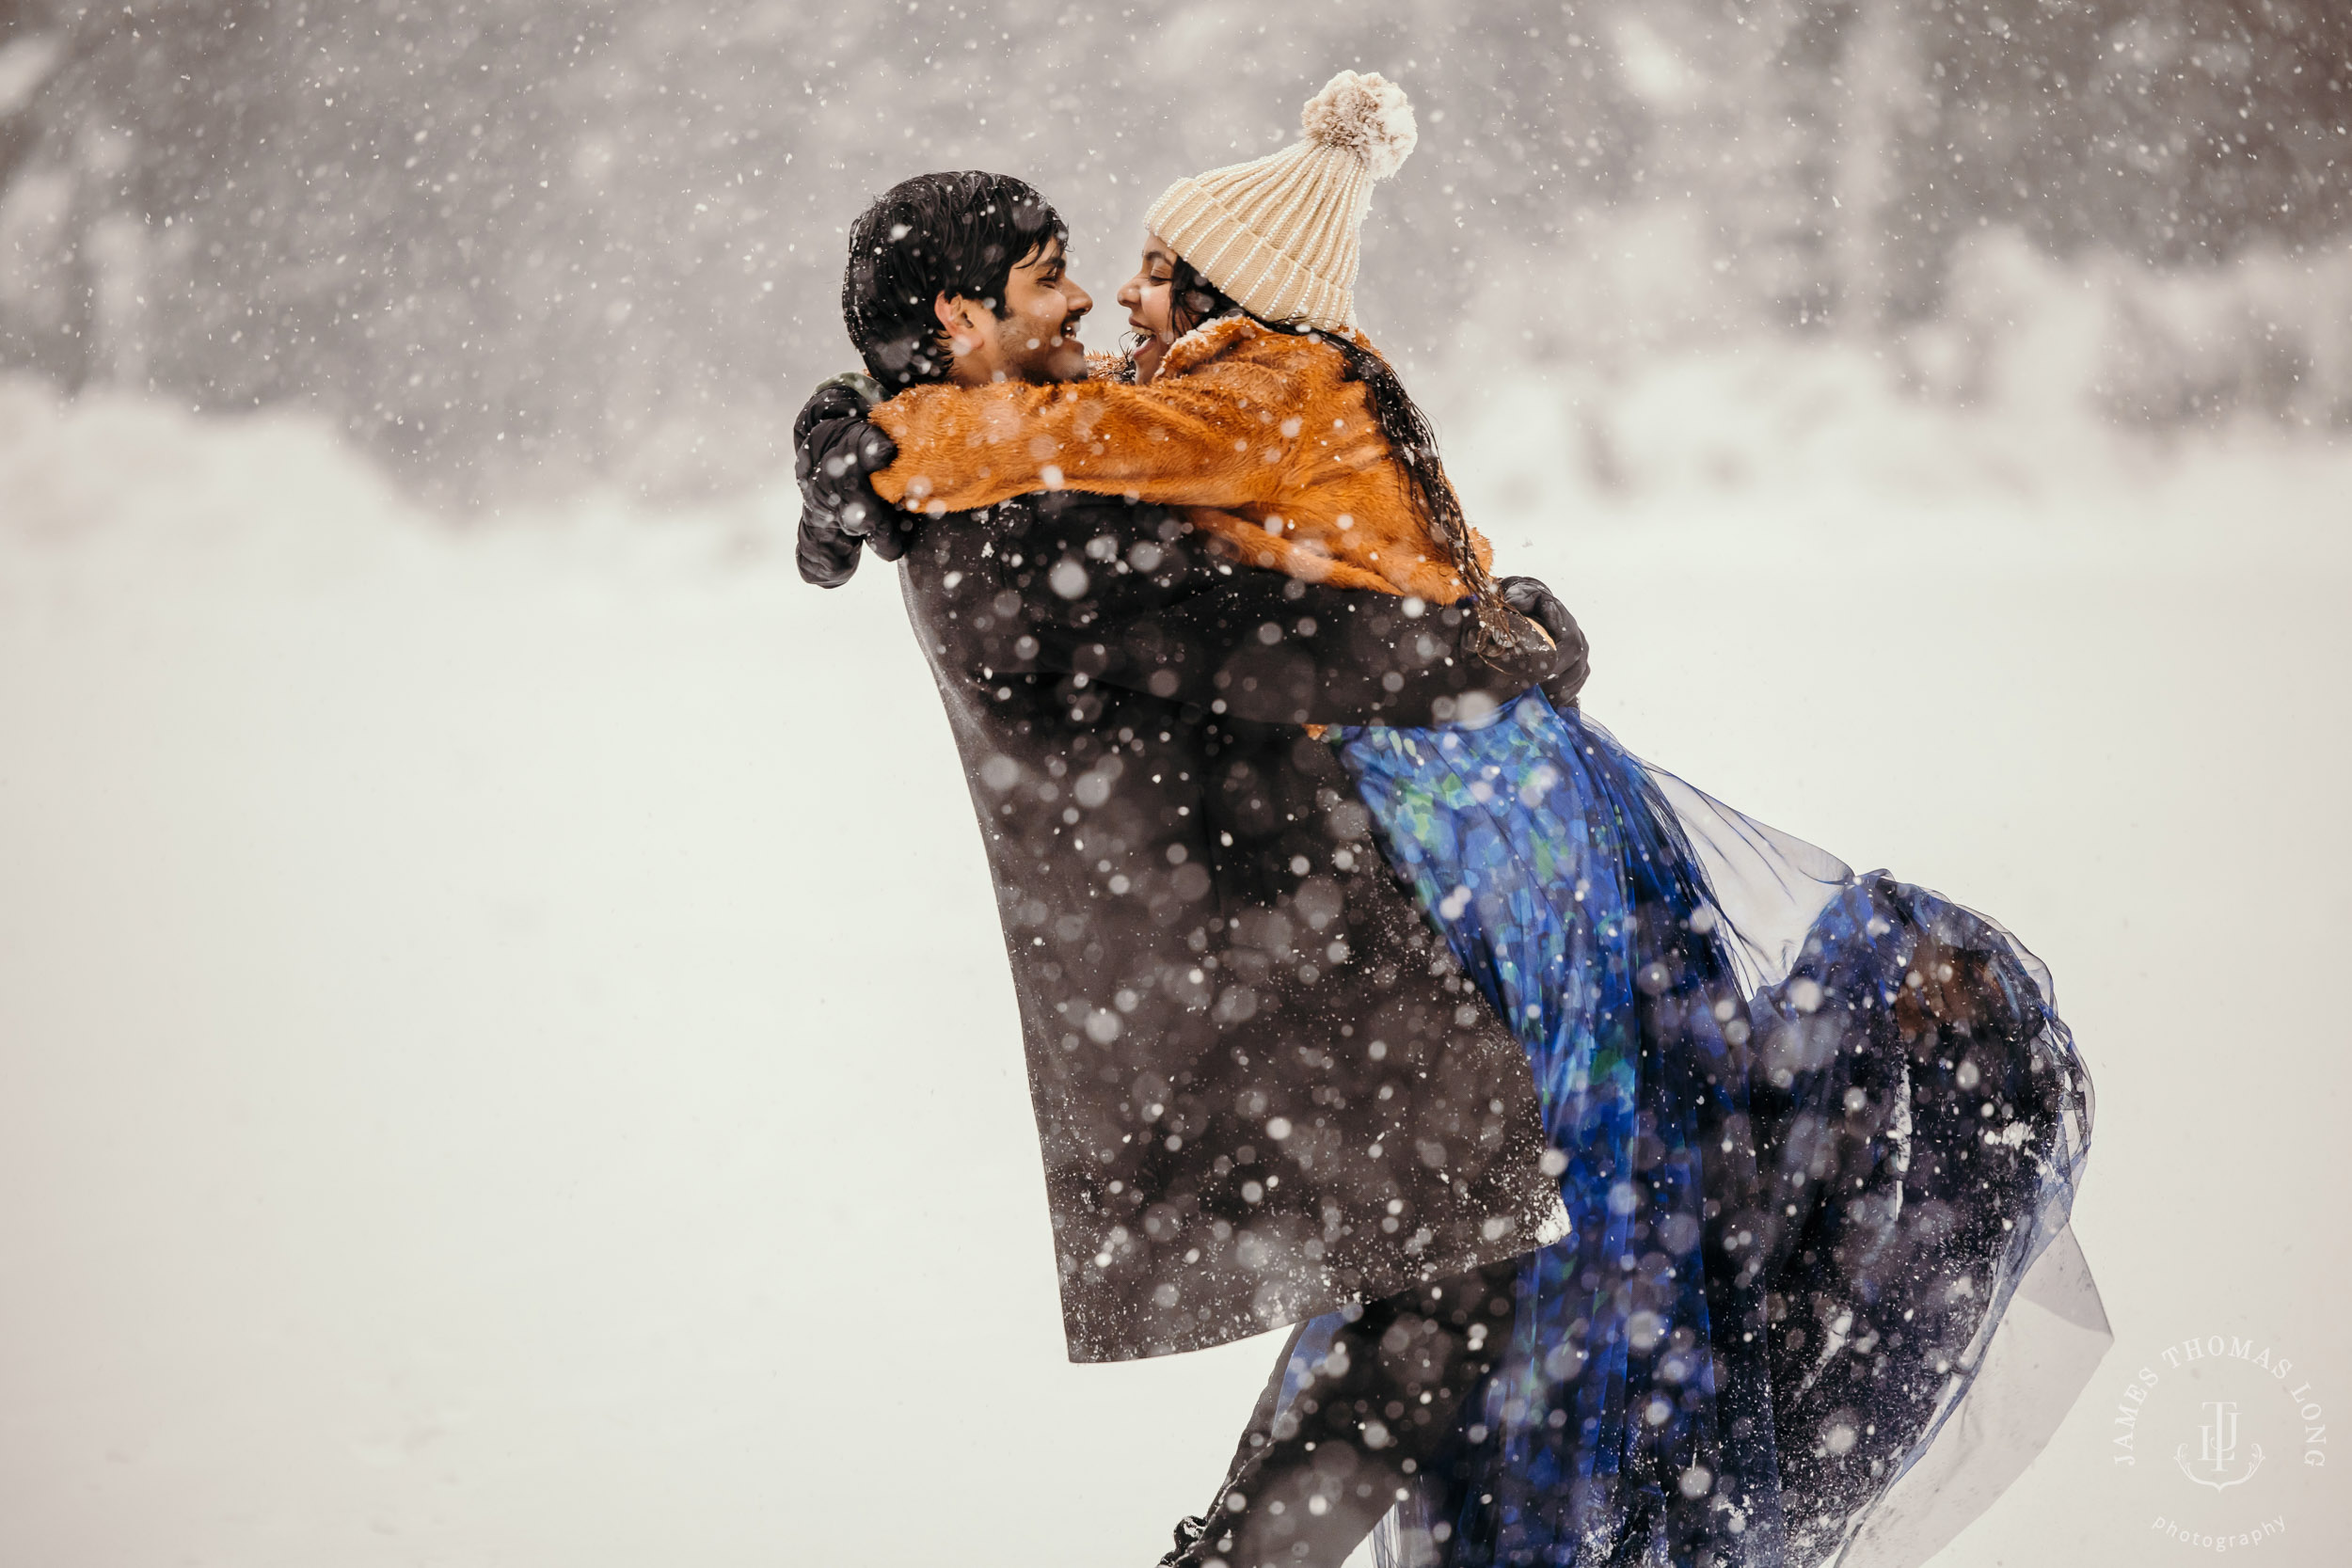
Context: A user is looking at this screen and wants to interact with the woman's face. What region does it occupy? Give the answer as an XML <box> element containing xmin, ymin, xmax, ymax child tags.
<box><xmin>1115</xmin><ymin>233</ymin><xmax>1180</xmax><ymax>383</ymax></box>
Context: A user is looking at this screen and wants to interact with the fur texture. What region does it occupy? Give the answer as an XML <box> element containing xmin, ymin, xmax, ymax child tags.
<box><xmin>868</xmin><ymin>316</ymin><xmax>1490</xmax><ymax>604</ymax></box>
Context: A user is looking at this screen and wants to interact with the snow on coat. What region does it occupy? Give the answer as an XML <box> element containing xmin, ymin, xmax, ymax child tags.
<box><xmin>891</xmin><ymin>484</ymin><xmax>1576</xmax><ymax>1362</ymax></box>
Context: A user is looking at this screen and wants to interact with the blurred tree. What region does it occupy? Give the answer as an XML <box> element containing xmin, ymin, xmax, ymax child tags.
<box><xmin>1929</xmin><ymin>0</ymin><xmax>2350</xmax><ymax>268</ymax></box>
<box><xmin>0</xmin><ymin>0</ymin><xmax>2344</xmax><ymax>500</ymax></box>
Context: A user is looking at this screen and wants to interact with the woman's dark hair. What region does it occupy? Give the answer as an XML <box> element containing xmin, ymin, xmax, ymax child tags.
<box><xmin>1164</xmin><ymin>256</ymin><xmax>1532</xmax><ymax>662</ymax></box>
<box><xmin>842</xmin><ymin>171</ymin><xmax>1066</xmax><ymax>387</ymax></box>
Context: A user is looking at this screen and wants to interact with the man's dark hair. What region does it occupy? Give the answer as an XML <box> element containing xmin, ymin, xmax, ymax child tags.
<box><xmin>842</xmin><ymin>171</ymin><xmax>1066</xmax><ymax>387</ymax></box>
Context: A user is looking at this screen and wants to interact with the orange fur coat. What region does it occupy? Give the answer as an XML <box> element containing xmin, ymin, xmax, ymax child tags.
<box><xmin>865</xmin><ymin>316</ymin><xmax>1490</xmax><ymax>604</ymax></box>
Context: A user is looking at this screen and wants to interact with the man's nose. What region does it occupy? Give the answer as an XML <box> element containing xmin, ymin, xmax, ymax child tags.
<box><xmin>1066</xmin><ymin>280</ymin><xmax>1093</xmax><ymax>318</ymax></box>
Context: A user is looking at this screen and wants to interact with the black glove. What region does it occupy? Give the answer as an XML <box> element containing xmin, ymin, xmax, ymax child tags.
<box><xmin>794</xmin><ymin>377</ymin><xmax>909</xmax><ymax>588</ymax></box>
<box><xmin>1498</xmin><ymin>574</ymin><xmax>1591</xmax><ymax>709</ymax></box>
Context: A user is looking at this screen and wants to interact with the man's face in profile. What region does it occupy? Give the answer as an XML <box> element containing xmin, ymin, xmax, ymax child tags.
<box><xmin>943</xmin><ymin>234</ymin><xmax>1093</xmax><ymax>386</ymax></box>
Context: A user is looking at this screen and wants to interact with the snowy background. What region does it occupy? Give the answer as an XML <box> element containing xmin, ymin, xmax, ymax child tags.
<box><xmin>2</xmin><ymin>3</ymin><xmax>2349</xmax><ymax>1566</ymax></box>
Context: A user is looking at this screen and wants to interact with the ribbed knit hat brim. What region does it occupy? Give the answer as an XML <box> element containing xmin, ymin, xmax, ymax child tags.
<box><xmin>1146</xmin><ymin>71</ymin><xmax>1417</xmax><ymax>336</ymax></box>
<box><xmin>1147</xmin><ymin>143</ymin><xmax>1365</xmax><ymax>333</ymax></box>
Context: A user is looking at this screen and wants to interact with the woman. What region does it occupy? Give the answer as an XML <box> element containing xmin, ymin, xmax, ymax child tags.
<box><xmin>855</xmin><ymin>73</ymin><xmax>2099</xmax><ymax>1568</ymax></box>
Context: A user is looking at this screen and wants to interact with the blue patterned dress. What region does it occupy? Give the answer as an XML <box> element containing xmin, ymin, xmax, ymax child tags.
<box><xmin>1271</xmin><ymin>690</ymin><xmax>2094</xmax><ymax>1568</ymax></box>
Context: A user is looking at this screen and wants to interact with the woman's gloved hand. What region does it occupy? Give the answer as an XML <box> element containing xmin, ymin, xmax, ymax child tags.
<box><xmin>1498</xmin><ymin>574</ymin><xmax>1592</xmax><ymax>709</ymax></box>
<box><xmin>794</xmin><ymin>375</ymin><xmax>909</xmax><ymax>587</ymax></box>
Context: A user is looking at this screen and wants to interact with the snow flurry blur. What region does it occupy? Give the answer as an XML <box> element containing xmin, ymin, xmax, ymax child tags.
<box><xmin>0</xmin><ymin>0</ymin><xmax>2345</xmax><ymax>504</ymax></box>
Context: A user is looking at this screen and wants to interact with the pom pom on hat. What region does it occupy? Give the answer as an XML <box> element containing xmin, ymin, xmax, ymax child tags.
<box><xmin>1300</xmin><ymin>70</ymin><xmax>1418</xmax><ymax>181</ymax></box>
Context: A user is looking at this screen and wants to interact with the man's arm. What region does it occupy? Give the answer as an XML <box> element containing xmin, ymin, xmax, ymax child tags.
<box><xmin>794</xmin><ymin>388</ymin><xmax>1579</xmax><ymax>723</ymax></box>
<box><xmin>795</xmin><ymin>377</ymin><xmax>918</xmax><ymax>586</ymax></box>
<box><xmin>998</xmin><ymin>494</ymin><xmax>1571</xmax><ymax>727</ymax></box>
<box><xmin>1499</xmin><ymin>575</ymin><xmax>1592</xmax><ymax>710</ymax></box>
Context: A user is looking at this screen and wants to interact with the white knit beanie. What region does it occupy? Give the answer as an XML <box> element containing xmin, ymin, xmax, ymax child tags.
<box><xmin>1145</xmin><ymin>71</ymin><xmax>1418</xmax><ymax>335</ymax></box>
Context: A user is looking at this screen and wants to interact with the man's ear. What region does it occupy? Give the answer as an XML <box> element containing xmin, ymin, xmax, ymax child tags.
<box><xmin>933</xmin><ymin>292</ymin><xmax>989</xmax><ymax>355</ymax></box>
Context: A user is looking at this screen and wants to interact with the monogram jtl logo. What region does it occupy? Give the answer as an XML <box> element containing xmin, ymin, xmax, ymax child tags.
<box><xmin>2174</xmin><ymin>1400</ymin><xmax>2265</xmax><ymax>1491</ymax></box>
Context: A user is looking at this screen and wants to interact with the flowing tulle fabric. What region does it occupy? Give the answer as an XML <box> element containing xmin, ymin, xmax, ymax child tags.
<box><xmin>1267</xmin><ymin>690</ymin><xmax>2098</xmax><ymax>1568</ymax></box>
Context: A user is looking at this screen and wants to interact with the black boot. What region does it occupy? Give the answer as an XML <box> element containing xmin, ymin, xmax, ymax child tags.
<box><xmin>1166</xmin><ymin>1259</ymin><xmax>1520</xmax><ymax>1568</ymax></box>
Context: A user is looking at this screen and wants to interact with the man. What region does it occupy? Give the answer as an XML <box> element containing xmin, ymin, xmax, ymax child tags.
<box><xmin>797</xmin><ymin>170</ymin><xmax>1588</xmax><ymax>1567</ymax></box>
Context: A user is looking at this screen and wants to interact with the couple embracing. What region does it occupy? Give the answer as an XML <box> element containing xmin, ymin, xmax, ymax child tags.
<box><xmin>793</xmin><ymin>71</ymin><xmax>2102</xmax><ymax>1568</ymax></box>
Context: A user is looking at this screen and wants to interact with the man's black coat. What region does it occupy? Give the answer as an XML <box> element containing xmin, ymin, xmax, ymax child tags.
<box><xmin>802</xmin><ymin>401</ymin><xmax>1586</xmax><ymax>1362</ymax></box>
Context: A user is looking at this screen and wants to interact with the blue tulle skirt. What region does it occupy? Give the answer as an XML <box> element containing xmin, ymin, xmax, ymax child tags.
<box><xmin>1276</xmin><ymin>690</ymin><xmax>2096</xmax><ymax>1568</ymax></box>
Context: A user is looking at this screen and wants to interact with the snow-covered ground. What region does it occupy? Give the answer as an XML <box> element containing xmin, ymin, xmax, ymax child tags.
<box><xmin>2</xmin><ymin>361</ymin><xmax>2346</xmax><ymax>1566</ymax></box>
